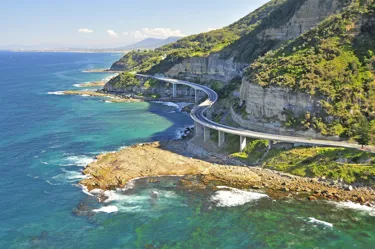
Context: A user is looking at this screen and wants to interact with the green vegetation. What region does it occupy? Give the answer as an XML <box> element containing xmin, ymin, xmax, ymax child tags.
<box><xmin>109</xmin><ymin>0</ymin><xmax>309</xmax><ymax>76</ymax></box>
<box><xmin>232</xmin><ymin>139</ymin><xmax>270</xmax><ymax>164</ymax></box>
<box><xmin>108</xmin><ymin>72</ymin><xmax>140</xmax><ymax>88</ymax></box>
<box><xmin>261</xmin><ymin>147</ymin><xmax>375</xmax><ymax>184</ymax></box>
<box><xmin>245</xmin><ymin>1</ymin><xmax>375</xmax><ymax>141</ymax></box>
<box><xmin>227</xmin><ymin>138</ymin><xmax>375</xmax><ymax>184</ymax></box>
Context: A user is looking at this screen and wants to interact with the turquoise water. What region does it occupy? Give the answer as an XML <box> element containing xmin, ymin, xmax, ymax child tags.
<box><xmin>0</xmin><ymin>52</ymin><xmax>374</xmax><ymax>249</ymax></box>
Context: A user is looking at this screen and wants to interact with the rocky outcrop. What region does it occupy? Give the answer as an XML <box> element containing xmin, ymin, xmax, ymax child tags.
<box><xmin>166</xmin><ymin>53</ymin><xmax>248</xmax><ymax>83</ymax></box>
<box><xmin>235</xmin><ymin>80</ymin><xmax>341</xmax><ymax>140</ymax></box>
<box><xmin>166</xmin><ymin>0</ymin><xmax>345</xmax><ymax>84</ymax></box>
<box><xmin>103</xmin><ymin>77</ymin><xmax>205</xmax><ymax>100</ymax></box>
<box><xmin>258</xmin><ymin>0</ymin><xmax>343</xmax><ymax>41</ymax></box>
<box><xmin>239</xmin><ymin>82</ymin><xmax>321</xmax><ymax>122</ymax></box>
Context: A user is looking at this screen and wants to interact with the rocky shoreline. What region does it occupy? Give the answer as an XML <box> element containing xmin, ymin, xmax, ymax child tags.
<box><xmin>80</xmin><ymin>137</ymin><xmax>375</xmax><ymax>207</ymax></box>
<box><xmin>83</xmin><ymin>68</ymin><xmax>123</xmax><ymax>73</ymax></box>
<box><xmin>62</xmin><ymin>90</ymin><xmax>144</xmax><ymax>103</ymax></box>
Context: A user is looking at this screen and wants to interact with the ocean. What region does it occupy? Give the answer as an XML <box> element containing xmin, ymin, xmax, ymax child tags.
<box><xmin>0</xmin><ymin>51</ymin><xmax>374</xmax><ymax>249</ymax></box>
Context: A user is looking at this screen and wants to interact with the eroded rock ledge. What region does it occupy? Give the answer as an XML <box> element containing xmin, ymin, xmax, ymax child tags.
<box><xmin>80</xmin><ymin>140</ymin><xmax>375</xmax><ymax>206</ymax></box>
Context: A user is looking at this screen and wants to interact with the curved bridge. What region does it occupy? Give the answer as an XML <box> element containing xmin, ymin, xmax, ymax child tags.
<box><xmin>137</xmin><ymin>74</ymin><xmax>363</xmax><ymax>151</ymax></box>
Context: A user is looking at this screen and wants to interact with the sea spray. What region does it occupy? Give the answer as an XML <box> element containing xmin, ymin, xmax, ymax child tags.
<box><xmin>211</xmin><ymin>187</ymin><xmax>269</xmax><ymax>207</ymax></box>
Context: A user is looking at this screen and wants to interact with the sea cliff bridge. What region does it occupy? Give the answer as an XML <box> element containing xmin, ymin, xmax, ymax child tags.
<box><xmin>137</xmin><ymin>74</ymin><xmax>365</xmax><ymax>151</ymax></box>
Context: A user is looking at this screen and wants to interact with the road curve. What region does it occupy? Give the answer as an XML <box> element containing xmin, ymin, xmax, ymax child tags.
<box><xmin>137</xmin><ymin>74</ymin><xmax>363</xmax><ymax>150</ymax></box>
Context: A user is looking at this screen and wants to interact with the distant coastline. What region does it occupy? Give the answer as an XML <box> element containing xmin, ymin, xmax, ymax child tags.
<box><xmin>2</xmin><ymin>49</ymin><xmax>128</xmax><ymax>54</ymax></box>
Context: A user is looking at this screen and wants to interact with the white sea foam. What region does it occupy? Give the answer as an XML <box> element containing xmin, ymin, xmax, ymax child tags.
<box><xmin>80</xmin><ymin>185</ymin><xmax>94</xmax><ymax>196</ymax></box>
<box><xmin>152</xmin><ymin>101</ymin><xmax>193</xmax><ymax>112</ymax></box>
<box><xmin>211</xmin><ymin>187</ymin><xmax>269</xmax><ymax>207</ymax></box>
<box><xmin>93</xmin><ymin>205</ymin><xmax>119</xmax><ymax>213</ymax></box>
<box><xmin>152</xmin><ymin>101</ymin><xmax>179</xmax><ymax>109</ymax></box>
<box><xmin>62</xmin><ymin>155</ymin><xmax>95</xmax><ymax>167</ymax></box>
<box><xmin>333</xmin><ymin>201</ymin><xmax>375</xmax><ymax>214</ymax></box>
<box><xmin>308</xmin><ymin>217</ymin><xmax>333</xmax><ymax>228</ymax></box>
<box><xmin>175</xmin><ymin>125</ymin><xmax>195</xmax><ymax>140</ymax></box>
<box><xmin>73</xmin><ymin>84</ymin><xmax>82</xmax><ymax>87</ymax></box>
<box><xmin>104</xmin><ymin>100</ymin><xmax>112</xmax><ymax>103</ymax></box>
<box><xmin>48</xmin><ymin>91</ymin><xmax>65</xmax><ymax>95</ymax></box>
<box><xmin>51</xmin><ymin>169</ymin><xmax>87</xmax><ymax>184</ymax></box>
<box><xmin>63</xmin><ymin>170</ymin><xmax>87</xmax><ymax>180</ymax></box>
<box><xmin>81</xmin><ymin>94</ymin><xmax>90</xmax><ymax>97</ymax></box>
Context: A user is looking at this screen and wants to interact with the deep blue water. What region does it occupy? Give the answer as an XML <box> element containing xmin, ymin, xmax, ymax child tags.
<box><xmin>0</xmin><ymin>52</ymin><xmax>374</xmax><ymax>249</ymax></box>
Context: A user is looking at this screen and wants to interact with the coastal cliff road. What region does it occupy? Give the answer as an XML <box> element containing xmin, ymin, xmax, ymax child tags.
<box><xmin>137</xmin><ymin>74</ymin><xmax>365</xmax><ymax>150</ymax></box>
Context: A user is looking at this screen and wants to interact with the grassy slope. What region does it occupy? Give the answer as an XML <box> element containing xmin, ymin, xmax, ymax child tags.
<box><xmin>227</xmin><ymin>136</ymin><xmax>375</xmax><ymax>185</ymax></box>
<box><xmin>245</xmin><ymin>1</ymin><xmax>375</xmax><ymax>139</ymax></box>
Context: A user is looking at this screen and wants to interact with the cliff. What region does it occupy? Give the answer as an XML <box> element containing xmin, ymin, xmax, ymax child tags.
<box><xmin>105</xmin><ymin>0</ymin><xmax>375</xmax><ymax>141</ymax></box>
<box><xmin>103</xmin><ymin>75</ymin><xmax>204</xmax><ymax>100</ymax></box>
<box><xmin>241</xmin><ymin>0</ymin><xmax>375</xmax><ymax>139</ymax></box>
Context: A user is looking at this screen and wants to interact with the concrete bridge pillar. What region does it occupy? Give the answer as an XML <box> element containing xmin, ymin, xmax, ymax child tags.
<box><xmin>218</xmin><ymin>131</ymin><xmax>225</xmax><ymax>147</ymax></box>
<box><xmin>195</xmin><ymin>89</ymin><xmax>199</xmax><ymax>104</ymax></box>
<box><xmin>195</xmin><ymin>122</ymin><xmax>203</xmax><ymax>136</ymax></box>
<box><xmin>240</xmin><ymin>136</ymin><xmax>247</xmax><ymax>152</ymax></box>
<box><xmin>172</xmin><ymin>84</ymin><xmax>177</xmax><ymax>98</ymax></box>
<box><xmin>204</xmin><ymin>127</ymin><xmax>211</xmax><ymax>142</ymax></box>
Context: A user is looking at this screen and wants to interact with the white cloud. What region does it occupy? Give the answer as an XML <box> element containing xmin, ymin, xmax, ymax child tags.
<box><xmin>107</xmin><ymin>30</ymin><xmax>118</xmax><ymax>38</ymax></box>
<box><xmin>78</xmin><ymin>28</ymin><xmax>93</xmax><ymax>33</ymax></box>
<box><xmin>141</xmin><ymin>28</ymin><xmax>185</xmax><ymax>38</ymax></box>
<box><xmin>123</xmin><ymin>28</ymin><xmax>185</xmax><ymax>39</ymax></box>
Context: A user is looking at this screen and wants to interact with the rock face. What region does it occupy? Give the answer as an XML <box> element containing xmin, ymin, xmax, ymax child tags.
<box><xmin>103</xmin><ymin>77</ymin><xmax>205</xmax><ymax>100</ymax></box>
<box><xmin>166</xmin><ymin>0</ymin><xmax>343</xmax><ymax>84</ymax></box>
<box><xmin>239</xmin><ymin>82</ymin><xmax>321</xmax><ymax>122</ymax></box>
<box><xmin>166</xmin><ymin>53</ymin><xmax>248</xmax><ymax>83</ymax></box>
<box><xmin>235</xmin><ymin>81</ymin><xmax>341</xmax><ymax>139</ymax></box>
<box><xmin>258</xmin><ymin>0</ymin><xmax>342</xmax><ymax>41</ymax></box>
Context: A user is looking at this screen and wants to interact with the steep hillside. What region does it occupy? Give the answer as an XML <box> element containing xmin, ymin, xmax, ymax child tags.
<box><xmin>241</xmin><ymin>0</ymin><xmax>375</xmax><ymax>141</ymax></box>
<box><xmin>110</xmin><ymin>0</ymin><xmax>284</xmax><ymax>74</ymax></box>
<box><xmin>109</xmin><ymin>0</ymin><xmax>347</xmax><ymax>85</ymax></box>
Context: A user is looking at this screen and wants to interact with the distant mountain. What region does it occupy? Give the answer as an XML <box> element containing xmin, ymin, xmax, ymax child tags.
<box><xmin>115</xmin><ymin>37</ymin><xmax>182</xmax><ymax>51</ymax></box>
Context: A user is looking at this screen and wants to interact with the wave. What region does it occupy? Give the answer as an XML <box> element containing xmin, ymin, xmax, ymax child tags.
<box><xmin>308</xmin><ymin>217</ymin><xmax>333</xmax><ymax>228</ymax></box>
<box><xmin>80</xmin><ymin>185</ymin><xmax>94</xmax><ymax>196</ymax></box>
<box><xmin>152</xmin><ymin>101</ymin><xmax>179</xmax><ymax>109</ymax></box>
<box><xmin>61</xmin><ymin>155</ymin><xmax>95</xmax><ymax>167</ymax></box>
<box><xmin>152</xmin><ymin>101</ymin><xmax>193</xmax><ymax>112</ymax></box>
<box><xmin>211</xmin><ymin>187</ymin><xmax>269</xmax><ymax>207</ymax></box>
<box><xmin>51</xmin><ymin>169</ymin><xmax>87</xmax><ymax>184</ymax></box>
<box><xmin>175</xmin><ymin>125</ymin><xmax>194</xmax><ymax>140</ymax></box>
<box><xmin>47</xmin><ymin>91</ymin><xmax>65</xmax><ymax>95</ymax></box>
<box><xmin>333</xmin><ymin>201</ymin><xmax>375</xmax><ymax>215</ymax></box>
<box><xmin>93</xmin><ymin>205</ymin><xmax>119</xmax><ymax>213</ymax></box>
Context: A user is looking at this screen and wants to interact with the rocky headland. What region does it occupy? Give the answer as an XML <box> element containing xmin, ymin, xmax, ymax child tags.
<box><xmin>80</xmin><ymin>139</ymin><xmax>375</xmax><ymax>207</ymax></box>
<box><xmin>62</xmin><ymin>90</ymin><xmax>144</xmax><ymax>103</ymax></box>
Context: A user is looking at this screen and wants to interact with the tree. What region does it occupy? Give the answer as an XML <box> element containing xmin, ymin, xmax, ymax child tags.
<box><xmin>356</xmin><ymin>117</ymin><xmax>370</xmax><ymax>148</ymax></box>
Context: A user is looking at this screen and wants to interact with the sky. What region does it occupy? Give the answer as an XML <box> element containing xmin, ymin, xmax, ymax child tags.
<box><xmin>0</xmin><ymin>0</ymin><xmax>270</xmax><ymax>49</ymax></box>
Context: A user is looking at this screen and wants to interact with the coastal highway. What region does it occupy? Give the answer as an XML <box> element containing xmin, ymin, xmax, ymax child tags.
<box><xmin>137</xmin><ymin>74</ymin><xmax>364</xmax><ymax>150</ymax></box>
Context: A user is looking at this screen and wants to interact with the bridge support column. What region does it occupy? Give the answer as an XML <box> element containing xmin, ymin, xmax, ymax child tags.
<box><xmin>204</xmin><ymin>127</ymin><xmax>211</xmax><ymax>142</ymax></box>
<box><xmin>240</xmin><ymin>136</ymin><xmax>247</xmax><ymax>152</ymax></box>
<box><xmin>195</xmin><ymin>122</ymin><xmax>203</xmax><ymax>136</ymax></box>
<box><xmin>172</xmin><ymin>84</ymin><xmax>177</xmax><ymax>98</ymax></box>
<box><xmin>195</xmin><ymin>89</ymin><xmax>199</xmax><ymax>104</ymax></box>
<box><xmin>218</xmin><ymin>131</ymin><xmax>225</xmax><ymax>147</ymax></box>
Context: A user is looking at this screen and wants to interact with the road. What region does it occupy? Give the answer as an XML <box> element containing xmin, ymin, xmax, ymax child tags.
<box><xmin>138</xmin><ymin>74</ymin><xmax>364</xmax><ymax>150</ymax></box>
